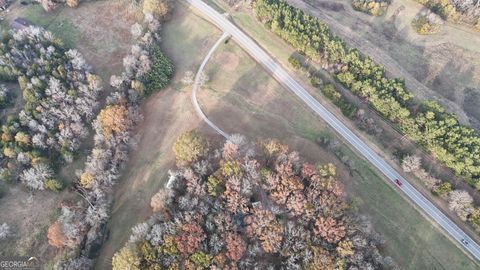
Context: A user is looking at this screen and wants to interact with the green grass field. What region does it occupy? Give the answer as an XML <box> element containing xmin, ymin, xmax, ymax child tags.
<box><xmin>20</xmin><ymin>6</ymin><xmax>81</xmax><ymax>48</ymax></box>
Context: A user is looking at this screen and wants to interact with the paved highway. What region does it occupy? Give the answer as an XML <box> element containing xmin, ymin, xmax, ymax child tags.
<box><xmin>186</xmin><ymin>0</ymin><xmax>480</xmax><ymax>261</ymax></box>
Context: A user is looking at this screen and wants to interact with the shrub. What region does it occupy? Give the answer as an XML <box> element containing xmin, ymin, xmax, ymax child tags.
<box><xmin>288</xmin><ymin>55</ymin><xmax>302</xmax><ymax>70</ymax></box>
<box><xmin>142</xmin><ymin>45</ymin><xmax>174</xmax><ymax>93</ymax></box>
<box><xmin>310</xmin><ymin>76</ymin><xmax>322</xmax><ymax>88</ymax></box>
<box><xmin>412</xmin><ymin>14</ymin><xmax>441</xmax><ymax>35</ymax></box>
<box><xmin>352</xmin><ymin>0</ymin><xmax>390</xmax><ymax>16</ymax></box>
<box><xmin>433</xmin><ymin>182</ymin><xmax>452</xmax><ymax>196</ymax></box>
<box><xmin>44</xmin><ymin>179</ymin><xmax>63</xmax><ymax>192</ymax></box>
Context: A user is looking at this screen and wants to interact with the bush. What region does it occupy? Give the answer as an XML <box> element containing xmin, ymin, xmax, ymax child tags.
<box><xmin>44</xmin><ymin>178</ymin><xmax>63</xmax><ymax>192</ymax></box>
<box><xmin>322</xmin><ymin>84</ymin><xmax>357</xmax><ymax>118</ymax></box>
<box><xmin>352</xmin><ymin>0</ymin><xmax>390</xmax><ymax>16</ymax></box>
<box><xmin>142</xmin><ymin>45</ymin><xmax>174</xmax><ymax>93</ymax></box>
<box><xmin>288</xmin><ymin>56</ymin><xmax>302</xmax><ymax>70</ymax></box>
<box><xmin>310</xmin><ymin>76</ymin><xmax>322</xmax><ymax>88</ymax></box>
<box><xmin>412</xmin><ymin>15</ymin><xmax>440</xmax><ymax>35</ymax></box>
<box><xmin>433</xmin><ymin>182</ymin><xmax>452</xmax><ymax>196</ymax></box>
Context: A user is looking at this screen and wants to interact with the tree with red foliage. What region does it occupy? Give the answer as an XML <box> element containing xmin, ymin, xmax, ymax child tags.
<box><xmin>225</xmin><ymin>232</ymin><xmax>247</xmax><ymax>261</ymax></box>
<box><xmin>175</xmin><ymin>223</ymin><xmax>207</xmax><ymax>255</ymax></box>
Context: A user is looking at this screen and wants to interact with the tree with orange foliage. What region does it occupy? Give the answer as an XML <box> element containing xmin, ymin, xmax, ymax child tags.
<box><xmin>314</xmin><ymin>217</ymin><xmax>346</xmax><ymax>243</ymax></box>
<box><xmin>98</xmin><ymin>105</ymin><xmax>132</xmax><ymax>138</ymax></box>
<box><xmin>245</xmin><ymin>206</ymin><xmax>284</xmax><ymax>253</ymax></box>
<box><xmin>47</xmin><ymin>222</ymin><xmax>68</xmax><ymax>248</ymax></box>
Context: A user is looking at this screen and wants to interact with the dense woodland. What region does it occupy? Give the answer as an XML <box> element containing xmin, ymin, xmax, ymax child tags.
<box><xmin>45</xmin><ymin>7</ymin><xmax>174</xmax><ymax>266</ymax></box>
<box><xmin>0</xmin><ymin>28</ymin><xmax>103</xmax><ymax>191</ymax></box>
<box><xmin>254</xmin><ymin>0</ymin><xmax>480</xmax><ymax>190</ymax></box>
<box><xmin>113</xmin><ymin>134</ymin><xmax>395</xmax><ymax>269</ymax></box>
<box><xmin>0</xmin><ymin>0</ymin><xmax>172</xmax><ymax>267</ymax></box>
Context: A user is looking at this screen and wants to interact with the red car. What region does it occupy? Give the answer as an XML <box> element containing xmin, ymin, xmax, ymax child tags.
<box><xmin>395</xmin><ymin>179</ymin><xmax>403</xmax><ymax>187</ymax></box>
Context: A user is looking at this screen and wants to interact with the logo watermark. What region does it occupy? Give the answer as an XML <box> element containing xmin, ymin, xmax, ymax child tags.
<box><xmin>0</xmin><ymin>257</ymin><xmax>40</xmax><ymax>270</ymax></box>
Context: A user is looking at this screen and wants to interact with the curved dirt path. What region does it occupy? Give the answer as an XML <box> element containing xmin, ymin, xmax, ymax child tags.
<box><xmin>191</xmin><ymin>32</ymin><xmax>231</xmax><ymax>139</ymax></box>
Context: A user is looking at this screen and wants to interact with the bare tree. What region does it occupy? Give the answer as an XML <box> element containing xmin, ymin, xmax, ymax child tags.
<box><xmin>401</xmin><ymin>155</ymin><xmax>421</xmax><ymax>173</ymax></box>
<box><xmin>20</xmin><ymin>163</ymin><xmax>54</xmax><ymax>190</ymax></box>
<box><xmin>0</xmin><ymin>223</ymin><xmax>12</xmax><ymax>240</ymax></box>
<box><xmin>449</xmin><ymin>190</ymin><xmax>474</xmax><ymax>221</ymax></box>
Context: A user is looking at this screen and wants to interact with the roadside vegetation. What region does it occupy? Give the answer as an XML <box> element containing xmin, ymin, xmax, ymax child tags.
<box><xmin>255</xmin><ymin>0</ymin><xmax>480</xmax><ymax>237</ymax></box>
<box><xmin>288</xmin><ymin>55</ymin><xmax>357</xmax><ymax>119</ymax></box>
<box><xmin>113</xmin><ymin>133</ymin><xmax>395</xmax><ymax>269</ymax></box>
<box><xmin>401</xmin><ymin>154</ymin><xmax>480</xmax><ymax>230</ymax></box>
<box><xmin>351</xmin><ymin>0</ymin><xmax>390</xmax><ymax>16</ymax></box>
<box><xmin>255</xmin><ymin>0</ymin><xmax>480</xmax><ymax>193</ymax></box>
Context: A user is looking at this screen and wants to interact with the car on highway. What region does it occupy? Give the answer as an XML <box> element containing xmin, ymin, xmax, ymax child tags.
<box><xmin>395</xmin><ymin>179</ymin><xmax>403</xmax><ymax>187</ymax></box>
<box><xmin>462</xmin><ymin>239</ymin><xmax>469</xmax><ymax>245</ymax></box>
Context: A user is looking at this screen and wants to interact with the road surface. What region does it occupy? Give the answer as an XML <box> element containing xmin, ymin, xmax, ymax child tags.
<box><xmin>186</xmin><ymin>0</ymin><xmax>480</xmax><ymax>261</ymax></box>
<box><xmin>191</xmin><ymin>32</ymin><xmax>230</xmax><ymax>139</ymax></box>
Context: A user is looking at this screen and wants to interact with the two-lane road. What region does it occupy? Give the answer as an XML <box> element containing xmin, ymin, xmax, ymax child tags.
<box><xmin>186</xmin><ymin>0</ymin><xmax>480</xmax><ymax>261</ymax></box>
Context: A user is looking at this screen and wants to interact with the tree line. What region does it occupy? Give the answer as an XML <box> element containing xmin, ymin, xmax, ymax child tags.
<box><xmin>401</xmin><ymin>155</ymin><xmax>480</xmax><ymax>232</ymax></box>
<box><xmin>45</xmin><ymin>8</ymin><xmax>174</xmax><ymax>269</ymax></box>
<box><xmin>112</xmin><ymin>134</ymin><xmax>396</xmax><ymax>269</ymax></box>
<box><xmin>254</xmin><ymin>0</ymin><xmax>480</xmax><ymax>189</ymax></box>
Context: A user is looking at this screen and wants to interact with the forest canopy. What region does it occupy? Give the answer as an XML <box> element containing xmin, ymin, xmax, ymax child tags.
<box><xmin>113</xmin><ymin>135</ymin><xmax>394</xmax><ymax>269</ymax></box>
<box><xmin>0</xmin><ymin>27</ymin><xmax>102</xmax><ymax>190</ymax></box>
